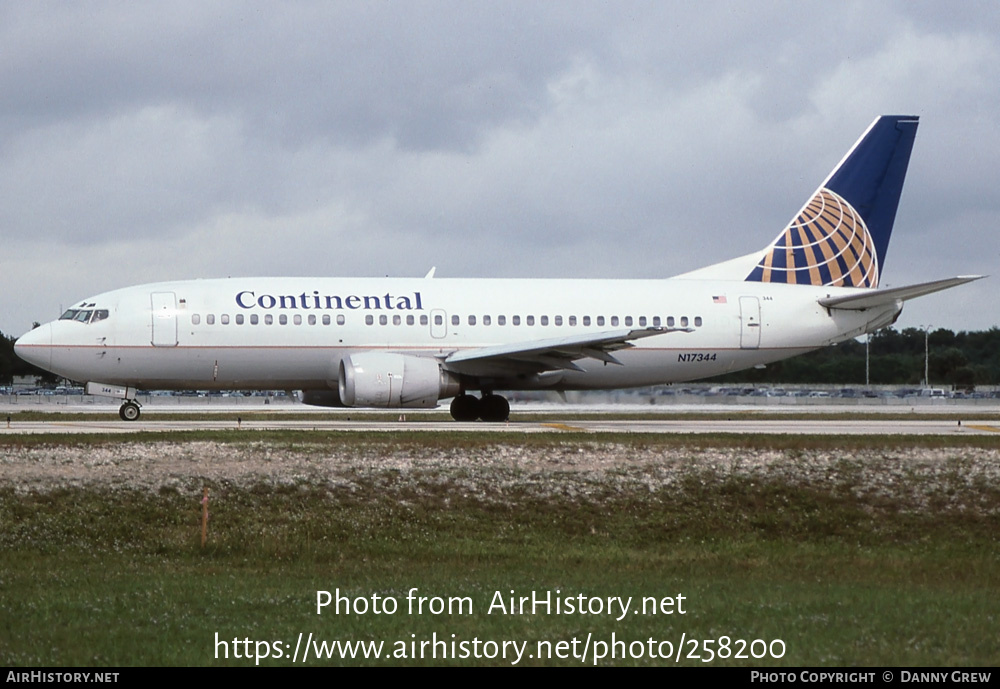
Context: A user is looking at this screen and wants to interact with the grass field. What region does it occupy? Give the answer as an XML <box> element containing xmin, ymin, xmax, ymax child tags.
<box><xmin>1</xmin><ymin>430</ymin><xmax>998</xmax><ymax>666</ymax></box>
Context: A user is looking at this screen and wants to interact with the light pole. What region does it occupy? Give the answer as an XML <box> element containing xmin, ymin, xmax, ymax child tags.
<box><xmin>922</xmin><ymin>325</ymin><xmax>932</xmax><ymax>387</ymax></box>
<box><xmin>865</xmin><ymin>334</ymin><xmax>870</xmax><ymax>388</ymax></box>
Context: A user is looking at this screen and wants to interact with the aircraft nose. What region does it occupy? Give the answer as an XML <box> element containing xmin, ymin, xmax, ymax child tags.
<box><xmin>14</xmin><ymin>323</ymin><xmax>52</xmax><ymax>372</ymax></box>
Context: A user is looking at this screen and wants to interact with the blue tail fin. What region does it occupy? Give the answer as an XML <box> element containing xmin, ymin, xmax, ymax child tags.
<box><xmin>746</xmin><ymin>115</ymin><xmax>919</xmax><ymax>288</ymax></box>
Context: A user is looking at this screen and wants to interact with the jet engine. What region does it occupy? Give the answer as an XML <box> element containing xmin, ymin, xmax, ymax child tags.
<box><xmin>338</xmin><ymin>352</ymin><xmax>460</xmax><ymax>408</ymax></box>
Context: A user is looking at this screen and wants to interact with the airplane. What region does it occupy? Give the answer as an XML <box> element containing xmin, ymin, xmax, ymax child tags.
<box><xmin>14</xmin><ymin>115</ymin><xmax>982</xmax><ymax>422</ymax></box>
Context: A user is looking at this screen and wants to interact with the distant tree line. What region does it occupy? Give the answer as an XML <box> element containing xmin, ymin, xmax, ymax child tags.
<box><xmin>3</xmin><ymin>325</ymin><xmax>1000</xmax><ymax>389</ymax></box>
<box><xmin>1</xmin><ymin>327</ymin><xmax>56</xmax><ymax>385</ymax></box>
<box><xmin>707</xmin><ymin>326</ymin><xmax>1000</xmax><ymax>388</ymax></box>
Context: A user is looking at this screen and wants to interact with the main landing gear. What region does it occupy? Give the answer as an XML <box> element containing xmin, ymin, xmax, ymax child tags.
<box><xmin>449</xmin><ymin>393</ymin><xmax>510</xmax><ymax>422</ymax></box>
<box><xmin>119</xmin><ymin>400</ymin><xmax>141</xmax><ymax>421</ymax></box>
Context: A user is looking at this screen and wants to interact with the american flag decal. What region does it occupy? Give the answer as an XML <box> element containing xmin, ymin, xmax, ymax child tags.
<box><xmin>712</xmin><ymin>295</ymin><xmax>727</xmax><ymax>304</ymax></box>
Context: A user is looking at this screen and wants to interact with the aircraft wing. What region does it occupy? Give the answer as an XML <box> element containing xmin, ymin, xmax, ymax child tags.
<box><xmin>818</xmin><ymin>276</ymin><xmax>984</xmax><ymax>311</ymax></box>
<box><xmin>442</xmin><ymin>327</ymin><xmax>685</xmax><ymax>376</ymax></box>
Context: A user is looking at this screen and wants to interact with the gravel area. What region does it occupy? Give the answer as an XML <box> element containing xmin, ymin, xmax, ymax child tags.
<box><xmin>2</xmin><ymin>441</ymin><xmax>998</xmax><ymax>515</ymax></box>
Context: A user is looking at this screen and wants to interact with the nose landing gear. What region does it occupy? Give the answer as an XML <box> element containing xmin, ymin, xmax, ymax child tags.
<box><xmin>118</xmin><ymin>400</ymin><xmax>141</xmax><ymax>421</ymax></box>
<box><xmin>83</xmin><ymin>383</ymin><xmax>142</xmax><ymax>422</ymax></box>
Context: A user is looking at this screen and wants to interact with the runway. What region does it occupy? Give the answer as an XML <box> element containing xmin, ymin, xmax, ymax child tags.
<box><xmin>3</xmin><ymin>416</ymin><xmax>999</xmax><ymax>435</ymax></box>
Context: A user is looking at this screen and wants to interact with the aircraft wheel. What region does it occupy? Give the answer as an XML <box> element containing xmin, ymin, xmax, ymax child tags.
<box><xmin>119</xmin><ymin>401</ymin><xmax>141</xmax><ymax>421</ymax></box>
<box><xmin>449</xmin><ymin>394</ymin><xmax>481</xmax><ymax>421</ymax></box>
<box><xmin>479</xmin><ymin>394</ymin><xmax>510</xmax><ymax>422</ymax></box>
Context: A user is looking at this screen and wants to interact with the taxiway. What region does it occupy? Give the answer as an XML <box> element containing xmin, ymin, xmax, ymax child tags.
<box><xmin>2</xmin><ymin>416</ymin><xmax>998</xmax><ymax>435</ymax></box>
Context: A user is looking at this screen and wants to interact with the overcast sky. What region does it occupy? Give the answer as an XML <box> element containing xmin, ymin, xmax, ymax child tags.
<box><xmin>2</xmin><ymin>1</ymin><xmax>998</xmax><ymax>337</ymax></box>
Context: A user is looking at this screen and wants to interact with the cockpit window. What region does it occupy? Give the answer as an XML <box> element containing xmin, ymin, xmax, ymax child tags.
<box><xmin>58</xmin><ymin>308</ymin><xmax>109</xmax><ymax>324</ymax></box>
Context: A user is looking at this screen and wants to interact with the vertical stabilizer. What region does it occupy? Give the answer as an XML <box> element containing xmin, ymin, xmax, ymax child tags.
<box><xmin>745</xmin><ymin>115</ymin><xmax>919</xmax><ymax>288</ymax></box>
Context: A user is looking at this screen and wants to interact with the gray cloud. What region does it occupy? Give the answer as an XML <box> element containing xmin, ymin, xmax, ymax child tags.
<box><xmin>2</xmin><ymin>1</ymin><xmax>999</xmax><ymax>336</ymax></box>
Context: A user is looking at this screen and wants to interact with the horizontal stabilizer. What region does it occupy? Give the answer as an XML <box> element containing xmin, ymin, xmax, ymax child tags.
<box><xmin>818</xmin><ymin>276</ymin><xmax>984</xmax><ymax>310</ymax></box>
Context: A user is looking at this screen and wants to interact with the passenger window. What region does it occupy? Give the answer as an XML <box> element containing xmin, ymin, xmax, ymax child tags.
<box><xmin>513</xmin><ymin>316</ymin><xmax>520</xmax><ymax>326</ymax></box>
<box><xmin>653</xmin><ymin>316</ymin><xmax>661</xmax><ymax>327</ymax></box>
<box><xmin>469</xmin><ymin>315</ymin><xmax>476</xmax><ymax>325</ymax></box>
<box><xmin>540</xmin><ymin>316</ymin><xmax>548</xmax><ymax>326</ymax></box>
<box><xmin>681</xmin><ymin>316</ymin><xmax>689</xmax><ymax>327</ymax></box>
<box><xmin>321</xmin><ymin>315</ymin><xmax>330</xmax><ymax>325</ymax></box>
<box><xmin>407</xmin><ymin>315</ymin><xmax>415</xmax><ymax>325</ymax></box>
<box><xmin>294</xmin><ymin>315</ymin><xmax>302</xmax><ymax>325</ymax></box>
<box><xmin>611</xmin><ymin>316</ymin><xmax>619</xmax><ymax>326</ymax></box>
<box><xmin>192</xmin><ymin>314</ymin><xmax>201</xmax><ymax>325</ymax></box>
<box><xmin>393</xmin><ymin>315</ymin><xmax>401</xmax><ymax>325</ymax></box>
<box><xmin>278</xmin><ymin>314</ymin><xmax>287</xmax><ymax>325</ymax></box>
<box><xmin>498</xmin><ymin>315</ymin><xmax>506</xmax><ymax>325</ymax></box>
<box><xmin>639</xmin><ymin>316</ymin><xmax>646</xmax><ymax>326</ymax></box>
<box><xmin>337</xmin><ymin>315</ymin><xmax>345</xmax><ymax>326</ymax></box>
<box><xmin>452</xmin><ymin>315</ymin><xmax>459</xmax><ymax>326</ymax></box>
<box><xmin>236</xmin><ymin>314</ymin><xmax>244</xmax><ymax>325</ymax></box>
<box><xmin>265</xmin><ymin>315</ymin><xmax>273</xmax><ymax>325</ymax></box>
<box><xmin>597</xmin><ymin>316</ymin><xmax>605</xmax><ymax>326</ymax></box>
<box><xmin>568</xmin><ymin>316</ymin><xmax>576</xmax><ymax>326</ymax></box>
<box><xmin>583</xmin><ymin>316</ymin><xmax>591</xmax><ymax>326</ymax></box>
<box><xmin>221</xmin><ymin>314</ymin><xmax>230</xmax><ymax>325</ymax></box>
<box><xmin>379</xmin><ymin>315</ymin><xmax>388</xmax><ymax>325</ymax></box>
<box><xmin>207</xmin><ymin>314</ymin><xmax>215</xmax><ymax>325</ymax></box>
<box><xmin>365</xmin><ymin>315</ymin><xmax>374</xmax><ymax>325</ymax></box>
<box><xmin>308</xmin><ymin>315</ymin><xmax>316</xmax><ymax>325</ymax></box>
<box><xmin>554</xmin><ymin>316</ymin><xmax>562</xmax><ymax>326</ymax></box>
<box><xmin>527</xmin><ymin>316</ymin><xmax>535</xmax><ymax>326</ymax></box>
<box><xmin>624</xmin><ymin>316</ymin><xmax>633</xmax><ymax>326</ymax></box>
<box><xmin>695</xmin><ymin>316</ymin><xmax>702</xmax><ymax>327</ymax></box>
<box><xmin>434</xmin><ymin>314</ymin><xmax>443</xmax><ymax>326</ymax></box>
<box><xmin>421</xmin><ymin>315</ymin><xmax>430</xmax><ymax>326</ymax></box>
<box><xmin>483</xmin><ymin>315</ymin><xmax>491</xmax><ymax>326</ymax></box>
<box><xmin>250</xmin><ymin>314</ymin><xmax>259</xmax><ymax>325</ymax></box>
<box><xmin>667</xmin><ymin>317</ymin><xmax>675</xmax><ymax>327</ymax></box>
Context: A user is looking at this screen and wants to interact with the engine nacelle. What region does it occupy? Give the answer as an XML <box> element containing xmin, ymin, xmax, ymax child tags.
<box><xmin>338</xmin><ymin>352</ymin><xmax>460</xmax><ymax>408</ymax></box>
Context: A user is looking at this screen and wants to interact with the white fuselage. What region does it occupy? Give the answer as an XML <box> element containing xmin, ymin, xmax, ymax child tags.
<box><xmin>16</xmin><ymin>276</ymin><xmax>901</xmax><ymax>395</ymax></box>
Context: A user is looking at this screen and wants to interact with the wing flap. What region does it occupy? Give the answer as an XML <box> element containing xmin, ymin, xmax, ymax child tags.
<box><xmin>442</xmin><ymin>327</ymin><xmax>685</xmax><ymax>376</ymax></box>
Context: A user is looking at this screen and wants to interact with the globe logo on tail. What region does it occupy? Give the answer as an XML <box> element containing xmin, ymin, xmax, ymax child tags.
<box><xmin>746</xmin><ymin>188</ymin><xmax>879</xmax><ymax>288</ymax></box>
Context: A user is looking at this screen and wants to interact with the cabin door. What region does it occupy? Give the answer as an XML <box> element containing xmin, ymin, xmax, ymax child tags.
<box><xmin>150</xmin><ymin>292</ymin><xmax>178</xmax><ymax>347</ymax></box>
